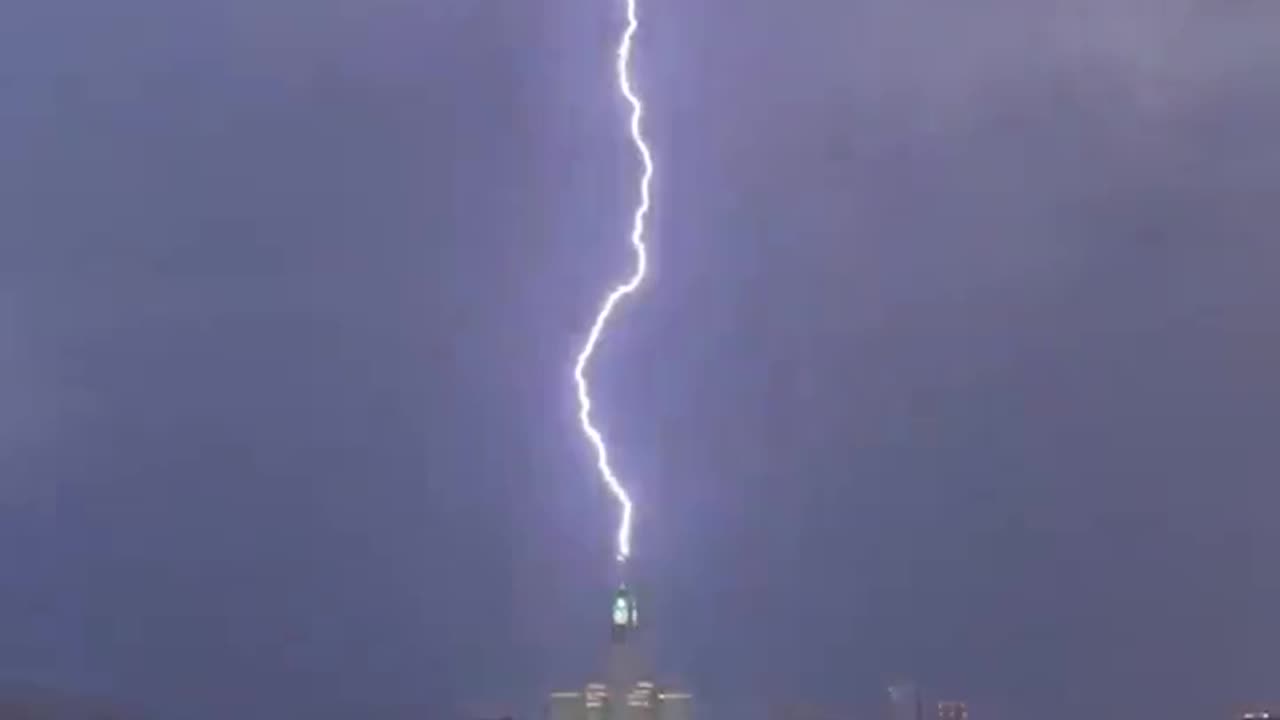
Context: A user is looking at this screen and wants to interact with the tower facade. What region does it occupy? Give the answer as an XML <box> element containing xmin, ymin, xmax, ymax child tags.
<box><xmin>937</xmin><ymin>701</ymin><xmax>968</xmax><ymax>720</ymax></box>
<box><xmin>548</xmin><ymin>585</ymin><xmax>691</xmax><ymax>720</ymax></box>
<box><xmin>888</xmin><ymin>683</ymin><xmax>924</xmax><ymax>720</ymax></box>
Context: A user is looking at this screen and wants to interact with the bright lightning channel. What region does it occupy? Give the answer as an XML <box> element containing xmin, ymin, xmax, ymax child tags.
<box><xmin>572</xmin><ymin>0</ymin><xmax>654</xmax><ymax>565</ymax></box>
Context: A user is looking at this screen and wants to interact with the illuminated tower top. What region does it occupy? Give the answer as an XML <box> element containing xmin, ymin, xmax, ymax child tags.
<box><xmin>547</xmin><ymin>583</ymin><xmax>692</xmax><ymax>720</ymax></box>
<box><xmin>610</xmin><ymin>585</ymin><xmax>639</xmax><ymax>643</ymax></box>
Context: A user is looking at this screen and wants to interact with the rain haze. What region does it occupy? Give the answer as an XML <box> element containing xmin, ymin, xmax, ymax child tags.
<box><xmin>1</xmin><ymin>0</ymin><xmax>1277</xmax><ymax>718</ymax></box>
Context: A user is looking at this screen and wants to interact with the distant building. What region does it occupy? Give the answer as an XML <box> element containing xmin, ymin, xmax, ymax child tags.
<box><xmin>889</xmin><ymin>683</ymin><xmax>924</xmax><ymax>720</ymax></box>
<box><xmin>659</xmin><ymin>691</ymin><xmax>692</xmax><ymax>720</ymax></box>
<box><xmin>938</xmin><ymin>701</ymin><xmax>968</xmax><ymax>720</ymax></box>
<box><xmin>1241</xmin><ymin>711</ymin><xmax>1278</xmax><ymax>720</ymax></box>
<box><xmin>548</xmin><ymin>585</ymin><xmax>692</xmax><ymax>720</ymax></box>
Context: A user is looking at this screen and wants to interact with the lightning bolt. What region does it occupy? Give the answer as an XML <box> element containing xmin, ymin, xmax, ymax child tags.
<box><xmin>572</xmin><ymin>0</ymin><xmax>654</xmax><ymax>565</ymax></box>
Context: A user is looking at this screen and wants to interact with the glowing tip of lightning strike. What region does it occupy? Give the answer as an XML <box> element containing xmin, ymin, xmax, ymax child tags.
<box><xmin>572</xmin><ymin>0</ymin><xmax>653</xmax><ymax>565</ymax></box>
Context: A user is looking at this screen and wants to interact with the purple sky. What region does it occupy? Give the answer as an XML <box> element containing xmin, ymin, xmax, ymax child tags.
<box><xmin>1</xmin><ymin>0</ymin><xmax>1278</xmax><ymax>718</ymax></box>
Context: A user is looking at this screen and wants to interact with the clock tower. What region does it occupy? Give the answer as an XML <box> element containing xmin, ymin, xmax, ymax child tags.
<box><xmin>610</xmin><ymin>585</ymin><xmax>639</xmax><ymax>642</ymax></box>
<box><xmin>607</xmin><ymin>583</ymin><xmax>643</xmax><ymax>717</ymax></box>
<box><xmin>546</xmin><ymin>583</ymin><xmax>691</xmax><ymax>720</ymax></box>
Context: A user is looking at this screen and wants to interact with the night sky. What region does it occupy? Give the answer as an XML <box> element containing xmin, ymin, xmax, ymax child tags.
<box><xmin>2</xmin><ymin>1</ymin><xmax>1279</xmax><ymax>718</ymax></box>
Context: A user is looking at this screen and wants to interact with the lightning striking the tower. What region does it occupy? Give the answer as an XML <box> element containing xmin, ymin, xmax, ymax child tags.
<box><xmin>572</xmin><ymin>0</ymin><xmax>654</xmax><ymax>565</ymax></box>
